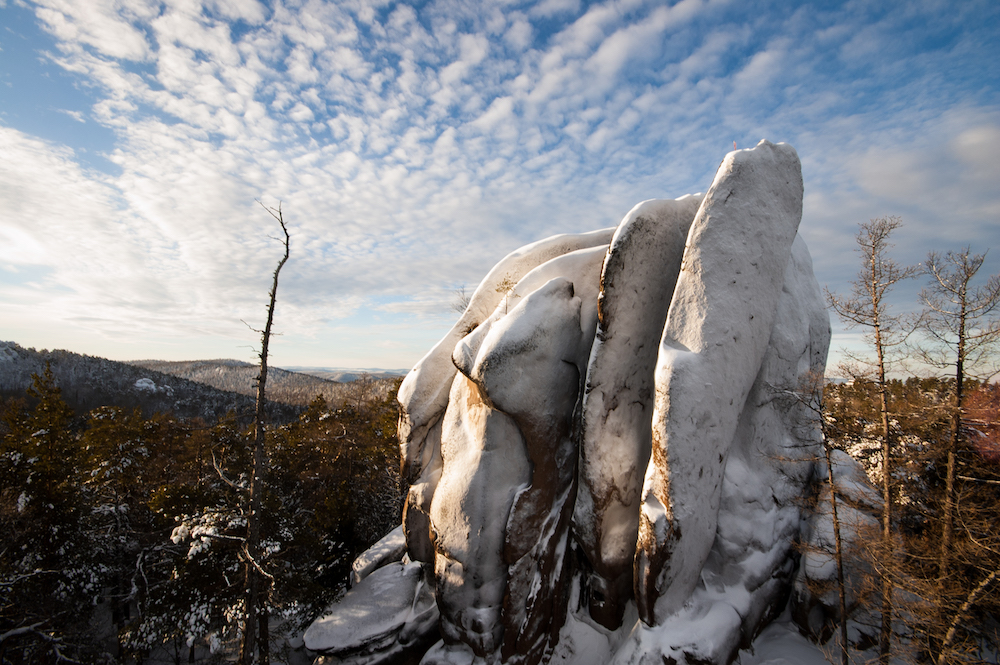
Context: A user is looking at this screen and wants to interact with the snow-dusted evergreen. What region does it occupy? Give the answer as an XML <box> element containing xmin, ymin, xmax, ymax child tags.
<box><xmin>304</xmin><ymin>141</ymin><xmax>873</xmax><ymax>665</ymax></box>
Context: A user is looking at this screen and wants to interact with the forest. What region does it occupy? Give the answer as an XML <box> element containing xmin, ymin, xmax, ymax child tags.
<box><xmin>1</xmin><ymin>367</ymin><xmax>998</xmax><ymax>664</ymax></box>
<box><xmin>0</xmin><ymin>366</ymin><xmax>404</xmax><ymax>664</ymax></box>
<box><xmin>819</xmin><ymin>377</ymin><xmax>1000</xmax><ymax>663</ymax></box>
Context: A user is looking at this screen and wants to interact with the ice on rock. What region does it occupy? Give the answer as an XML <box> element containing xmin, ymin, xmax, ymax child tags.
<box><xmin>305</xmin><ymin>141</ymin><xmax>873</xmax><ymax>665</ymax></box>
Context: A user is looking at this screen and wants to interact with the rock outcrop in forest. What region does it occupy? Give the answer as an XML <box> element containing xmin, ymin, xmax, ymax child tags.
<box><xmin>305</xmin><ymin>141</ymin><xmax>870</xmax><ymax>665</ymax></box>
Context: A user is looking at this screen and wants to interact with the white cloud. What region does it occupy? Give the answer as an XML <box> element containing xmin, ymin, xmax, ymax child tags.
<box><xmin>34</xmin><ymin>0</ymin><xmax>154</xmax><ymax>61</ymax></box>
<box><xmin>207</xmin><ymin>0</ymin><xmax>266</xmax><ymax>24</ymax></box>
<box><xmin>730</xmin><ymin>45</ymin><xmax>785</xmax><ymax>96</ymax></box>
<box><xmin>951</xmin><ymin>125</ymin><xmax>1000</xmax><ymax>179</ymax></box>
<box><xmin>586</xmin><ymin>0</ymin><xmax>707</xmax><ymax>82</ymax></box>
<box><xmin>56</xmin><ymin>108</ymin><xmax>86</xmax><ymax>122</ymax></box>
<box><xmin>530</xmin><ymin>0</ymin><xmax>581</xmax><ymax>19</ymax></box>
<box><xmin>2</xmin><ymin>0</ymin><xmax>997</xmax><ymax>368</ymax></box>
<box><xmin>287</xmin><ymin>102</ymin><xmax>315</xmax><ymax>122</ymax></box>
<box><xmin>504</xmin><ymin>16</ymin><xmax>533</xmax><ymax>51</ymax></box>
<box><xmin>472</xmin><ymin>96</ymin><xmax>515</xmax><ymax>131</ymax></box>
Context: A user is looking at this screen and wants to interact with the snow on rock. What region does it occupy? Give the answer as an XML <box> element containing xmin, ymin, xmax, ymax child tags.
<box><xmin>133</xmin><ymin>376</ymin><xmax>174</xmax><ymax>396</ymax></box>
<box><xmin>432</xmin><ymin>247</ymin><xmax>606</xmax><ymax>664</ymax></box>
<box><xmin>305</xmin><ymin>141</ymin><xmax>863</xmax><ymax>665</ymax></box>
<box><xmin>304</xmin><ymin>561</ymin><xmax>439</xmax><ymax>663</ymax></box>
<box><xmin>397</xmin><ymin>228</ymin><xmax>614</xmax><ymax>566</ymax></box>
<box><xmin>611</xmin><ymin>231</ymin><xmax>832</xmax><ymax>665</ymax></box>
<box><xmin>736</xmin><ymin>612</ymin><xmax>833</xmax><ymax>665</ymax></box>
<box><xmin>792</xmin><ymin>450</ymin><xmax>880</xmax><ymax>641</ymax></box>
<box><xmin>134</xmin><ymin>377</ymin><xmax>158</xmax><ymax>391</ymax></box>
<box><xmin>351</xmin><ymin>525</ymin><xmax>407</xmax><ymax>587</ymax></box>
<box><xmin>636</xmin><ymin>140</ymin><xmax>805</xmax><ymax>628</ymax></box>
<box><xmin>573</xmin><ymin>193</ymin><xmax>703</xmax><ymax>630</ymax></box>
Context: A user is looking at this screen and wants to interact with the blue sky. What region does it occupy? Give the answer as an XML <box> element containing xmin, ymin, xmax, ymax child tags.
<box><xmin>1</xmin><ymin>0</ymin><xmax>998</xmax><ymax>371</ymax></box>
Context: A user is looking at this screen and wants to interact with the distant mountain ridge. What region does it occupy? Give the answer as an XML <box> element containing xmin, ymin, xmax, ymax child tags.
<box><xmin>128</xmin><ymin>359</ymin><xmax>404</xmax><ymax>408</ymax></box>
<box><xmin>0</xmin><ymin>341</ymin><xmax>298</xmax><ymax>424</ymax></box>
<box><xmin>282</xmin><ymin>366</ymin><xmax>409</xmax><ymax>383</ymax></box>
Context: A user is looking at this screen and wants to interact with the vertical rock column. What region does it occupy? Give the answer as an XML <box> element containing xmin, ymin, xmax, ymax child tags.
<box><xmin>635</xmin><ymin>140</ymin><xmax>804</xmax><ymax>625</ymax></box>
<box><xmin>573</xmin><ymin>194</ymin><xmax>701</xmax><ymax>630</ymax></box>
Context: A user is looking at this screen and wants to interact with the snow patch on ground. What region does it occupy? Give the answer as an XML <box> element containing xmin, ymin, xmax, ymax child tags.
<box><xmin>735</xmin><ymin>616</ymin><xmax>831</xmax><ymax>665</ymax></box>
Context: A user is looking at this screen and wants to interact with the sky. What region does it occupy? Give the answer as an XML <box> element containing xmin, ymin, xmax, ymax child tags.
<box><xmin>1</xmin><ymin>0</ymin><xmax>998</xmax><ymax>372</ymax></box>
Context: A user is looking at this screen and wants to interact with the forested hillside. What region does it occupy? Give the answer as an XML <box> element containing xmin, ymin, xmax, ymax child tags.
<box><xmin>129</xmin><ymin>359</ymin><xmax>401</xmax><ymax>410</ymax></box>
<box><xmin>0</xmin><ymin>342</ymin><xmax>298</xmax><ymax>424</ymax></box>
<box><xmin>0</xmin><ymin>366</ymin><xmax>404</xmax><ymax>663</ymax></box>
<box><xmin>285</xmin><ymin>367</ymin><xmax>409</xmax><ymax>384</ymax></box>
<box><xmin>2</xmin><ymin>347</ymin><xmax>997</xmax><ymax>663</ymax></box>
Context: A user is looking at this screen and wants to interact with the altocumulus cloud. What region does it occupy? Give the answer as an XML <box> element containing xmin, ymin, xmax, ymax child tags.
<box><xmin>0</xmin><ymin>0</ymin><xmax>998</xmax><ymax>368</ymax></box>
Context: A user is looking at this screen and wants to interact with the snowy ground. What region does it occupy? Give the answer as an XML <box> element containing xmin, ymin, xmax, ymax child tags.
<box><xmin>735</xmin><ymin>617</ymin><xmax>832</xmax><ymax>665</ymax></box>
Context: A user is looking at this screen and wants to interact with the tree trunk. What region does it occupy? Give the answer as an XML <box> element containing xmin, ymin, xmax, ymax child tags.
<box><xmin>939</xmin><ymin>304</ymin><xmax>965</xmax><ymax>584</ymax></box>
<box><xmin>825</xmin><ymin>439</ymin><xmax>850</xmax><ymax>665</ymax></box>
<box><xmin>935</xmin><ymin>568</ymin><xmax>998</xmax><ymax>665</ymax></box>
<box><xmin>875</xmin><ymin>324</ymin><xmax>894</xmax><ymax>665</ymax></box>
<box><xmin>260</xmin><ymin>605</ymin><xmax>269</xmax><ymax>665</ymax></box>
<box><xmin>239</xmin><ymin>205</ymin><xmax>289</xmax><ymax>665</ymax></box>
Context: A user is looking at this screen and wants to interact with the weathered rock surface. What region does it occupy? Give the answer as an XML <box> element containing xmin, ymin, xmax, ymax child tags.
<box><xmin>436</xmin><ymin>247</ymin><xmax>607</xmax><ymax>664</ymax></box>
<box><xmin>611</xmin><ymin>233</ymin><xmax>831</xmax><ymax>665</ymax></box>
<box><xmin>305</xmin><ymin>141</ymin><xmax>874</xmax><ymax>665</ymax></box>
<box><xmin>304</xmin><ymin>561</ymin><xmax>439</xmax><ymax>664</ymax></box>
<box><xmin>397</xmin><ymin>229</ymin><xmax>614</xmax><ymax>566</ymax></box>
<box><xmin>573</xmin><ymin>194</ymin><xmax>703</xmax><ymax>630</ymax></box>
<box><xmin>635</xmin><ymin>140</ymin><xmax>805</xmax><ymax>626</ymax></box>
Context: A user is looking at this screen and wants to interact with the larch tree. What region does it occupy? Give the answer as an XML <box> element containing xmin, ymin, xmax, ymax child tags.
<box><xmin>918</xmin><ymin>248</ymin><xmax>1000</xmax><ymax>579</ymax></box>
<box><xmin>916</xmin><ymin>248</ymin><xmax>1000</xmax><ymax>664</ymax></box>
<box><xmin>825</xmin><ymin>216</ymin><xmax>918</xmax><ymax>665</ymax></box>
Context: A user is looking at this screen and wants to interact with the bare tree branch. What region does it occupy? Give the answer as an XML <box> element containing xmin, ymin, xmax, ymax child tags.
<box><xmin>825</xmin><ymin>216</ymin><xmax>918</xmax><ymax>665</ymax></box>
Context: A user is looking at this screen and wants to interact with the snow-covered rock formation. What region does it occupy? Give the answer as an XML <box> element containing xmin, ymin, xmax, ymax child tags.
<box><xmin>305</xmin><ymin>141</ymin><xmax>870</xmax><ymax>665</ymax></box>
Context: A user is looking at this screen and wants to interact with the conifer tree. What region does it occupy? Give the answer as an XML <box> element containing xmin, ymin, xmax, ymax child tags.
<box><xmin>0</xmin><ymin>365</ymin><xmax>94</xmax><ymax>662</ymax></box>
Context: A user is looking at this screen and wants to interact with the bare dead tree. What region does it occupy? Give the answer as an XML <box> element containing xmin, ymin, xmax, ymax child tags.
<box><xmin>495</xmin><ymin>273</ymin><xmax>518</xmax><ymax>314</ymax></box>
<box><xmin>917</xmin><ymin>248</ymin><xmax>1000</xmax><ymax>586</ymax></box>
<box><xmin>452</xmin><ymin>285</ymin><xmax>472</xmax><ymax>314</ymax></box>
<box><xmin>824</xmin><ymin>432</ymin><xmax>851</xmax><ymax>665</ymax></box>
<box><xmin>239</xmin><ymin>201</ymin><xmax>290</xmax><ymax>665</ymax></box>
<box><xmin>347</xmin><ymin>372</ymin><xmax>376</xmax><ymax>413</ymax></box>
<box><xmin>826</xmin><ymin>216</ymin><xmax>918</xmax><ymax>665</ymax></box>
